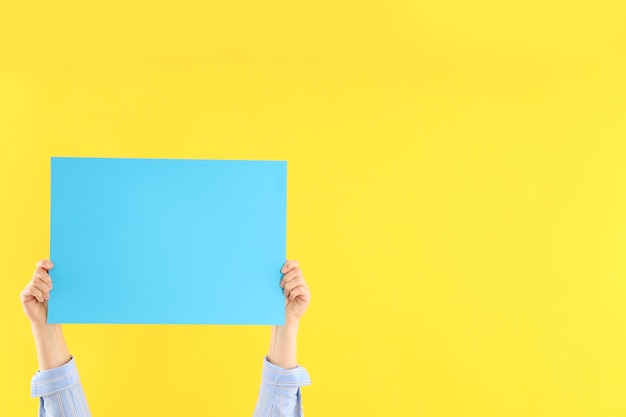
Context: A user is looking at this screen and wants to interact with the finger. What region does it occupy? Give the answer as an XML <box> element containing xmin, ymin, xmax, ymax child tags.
<box><xmin>31</xmin><ymin>279</ymin><xmax>51</xmax><ymax>300</ymax></box>
<box><xmin>24</xmin><ymin>283</ymin><xmax>45</xmax><ymax>303</ymax></box>
<box><xmin>281</xmin><ymin>260</ymin><xmax>299</xmax><ymax>274</ymax></box>
<box><xmin>35</xmin><ymin>259</ymin><xmax>54</xmax><ymax>272</ymax></box>
<box><xmin>280</xmin><ymin>267</ymin><xmax>303</xmax><ymax>288</ymax></box>
<box><xmin>34</xmin><ymin>271</ymin><xmax>53</xmax><ymax>289</ymax></box>
<box><xmin>283</xmin><ymin>275</ymin><xmax>306</xmax><ymax>294</ymax></box>
<box><xmin>19</xmin><ymin>288</ymin><xmax>32</xmax><ymax>303</ymax></box>
<box><xmin>287</xmin><ymin>285</ymin><xmax>310</xmax><ymax>301</ymax></box>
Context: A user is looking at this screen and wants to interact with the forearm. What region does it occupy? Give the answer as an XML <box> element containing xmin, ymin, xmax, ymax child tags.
<box><xmin>254</xmin><ymin>328</ymin><xmax>311</xmax><ymax>417</ymax></box>
<box><xmin>267</xmin><ymin>320</ymin><xmax>299</xmax><ymax>369</ymax></box>
<box><xmin>32</xmin><ymin>324</ymin><xmax>71</xmax><ymax>371</ymax></box>
<box><xmin>30</xmin><ymin>326</ymin><xmax>90</xmax><ymax>416</ymax></box>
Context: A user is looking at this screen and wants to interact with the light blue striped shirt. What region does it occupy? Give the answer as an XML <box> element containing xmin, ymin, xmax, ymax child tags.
<box><xmin>31</xmin><ymin>357</ymin><xmax>311</xmax><ymax>417</ymax></box>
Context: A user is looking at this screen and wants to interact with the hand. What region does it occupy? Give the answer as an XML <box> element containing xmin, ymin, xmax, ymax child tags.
<box><xmin>20</xmin><ymin>259</ymin><xmax>54</xmax><ymax>328</ymax></box>
<box><xmin>280</xmin><ymin>260</ymin><xmax>311</xmax><ymax>324</ymax></box>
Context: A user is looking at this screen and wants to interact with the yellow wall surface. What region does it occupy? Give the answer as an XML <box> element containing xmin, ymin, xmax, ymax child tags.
<box><xmin>1</xmin><ymin>1</ymin><xmax>626</xmax><ymax>416</ymax></box>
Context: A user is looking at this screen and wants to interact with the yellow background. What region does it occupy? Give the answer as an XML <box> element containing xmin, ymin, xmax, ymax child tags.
<box><xmin>1</xmin><ymin>1</ymin><xmax>626</xmax><ymax>416</ymax></box>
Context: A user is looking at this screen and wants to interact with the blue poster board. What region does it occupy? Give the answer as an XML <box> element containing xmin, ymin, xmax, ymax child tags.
<box><xmin>49</xmin><ymin>157</ymin><xmax>287</xmax><ymax>325</ymax></box>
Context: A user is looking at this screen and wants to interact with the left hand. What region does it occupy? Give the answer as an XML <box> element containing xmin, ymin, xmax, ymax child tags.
<box><xmin>280</xmin><ymin>260</ymin><xmax>311</xmax><ymax>324</ymax></box>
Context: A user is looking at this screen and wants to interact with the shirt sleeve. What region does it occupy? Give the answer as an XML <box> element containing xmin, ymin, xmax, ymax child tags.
<box><xmin>31</xmin><ymin>357</ymin><xmax>91</xmax><ymax>417</ymax></box>
<box><xmin>253</xmin><ymin>357</ymin><xmax>312</xmax><ymax>417</ymax></box>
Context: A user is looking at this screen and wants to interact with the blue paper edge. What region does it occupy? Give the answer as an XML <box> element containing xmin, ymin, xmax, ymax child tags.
<box><xmin>48</xmin><ymin>156</ymin><xmax>288</xmax><ymax>326</ymax></box>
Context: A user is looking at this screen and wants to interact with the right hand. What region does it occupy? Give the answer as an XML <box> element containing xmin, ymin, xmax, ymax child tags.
<box><xmin>20</xmin><ymin>259</ymin><xmax>54</xmax><ymax>328</ymax></box>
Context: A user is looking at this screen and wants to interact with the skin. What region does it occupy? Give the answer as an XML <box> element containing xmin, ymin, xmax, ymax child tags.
<box><xmin>21</xmin><ymin>259</ymin><xmax>311</xmax><ymax>371</ymax></box>
<box><xmin>270</xmin><ymin>260</ymin><xmax>311</xmax><ymax>369</ymax></box>
<box><xmin>20</xmin><ymin>260</ymin><xmax>70</xmax><ymax>371</ymax></box>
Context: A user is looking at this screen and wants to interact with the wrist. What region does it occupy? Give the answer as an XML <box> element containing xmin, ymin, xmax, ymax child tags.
<box><xmin>283</xmin><ymin>317</ymin><xmax>300</xmax><ymax>329</ymax></box>
<box><xmin>275</xmin><ymin>321</ymin><xmax>299</xmax><ymax>337</ymax></box>
<box><xmin>31</xmin><ymin>324</ymin><xmax>70</xmax><ymax>371</ymax></box>
<box><xmin>31</xmin><ymin>323</ymin><xmax>61</xmax><ymax>335</ymax></box>
<box><xmin>269</xmin><ymin>321</ymin><xmax>299</xmax><ymax>370</ymax></box>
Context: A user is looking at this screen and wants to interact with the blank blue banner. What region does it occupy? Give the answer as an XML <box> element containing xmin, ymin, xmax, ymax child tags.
<box><xmin>49</xmin><ymin>157</ymin><xmax>287</xmax><ymax>325</ymax></box>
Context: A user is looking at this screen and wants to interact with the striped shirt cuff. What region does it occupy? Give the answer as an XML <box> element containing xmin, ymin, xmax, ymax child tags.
<box><xmin>262</xmin><ymin>357</ymin><xmax>311</xmax><ymax>393</ymax></box>
<box><xmin>31</xmin><ymin>357</ymin><xmax>80</xmax><ymax>398</ymax></box>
